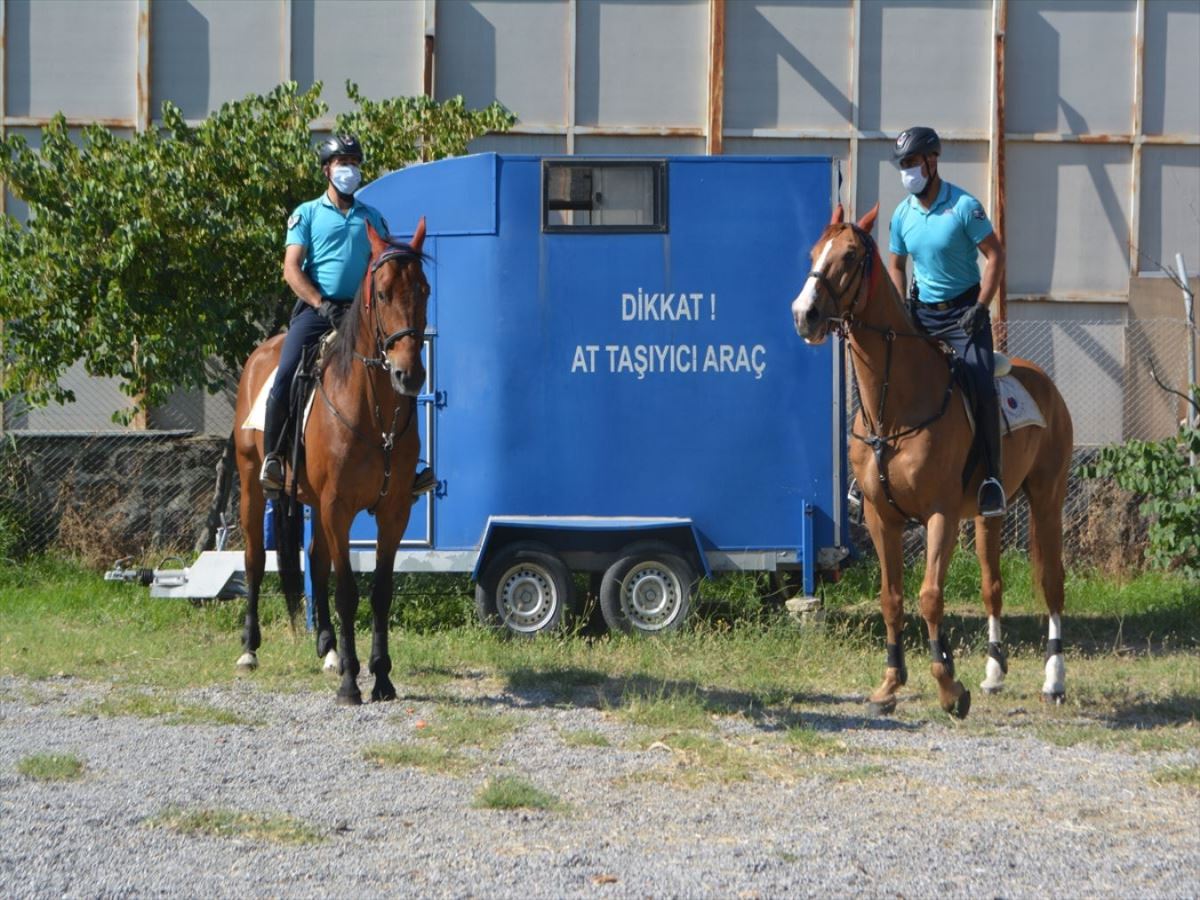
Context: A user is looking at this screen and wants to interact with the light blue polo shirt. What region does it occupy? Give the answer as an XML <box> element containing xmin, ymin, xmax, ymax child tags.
<box><xmin>888</xmin><ymin>180</ymin><xmax>993</xmax><ymax>303</ymax></box>
<box><xmin>285</xmin><ymin>194</ymin><xmax>389</xmax><ymax>301</ymax></box>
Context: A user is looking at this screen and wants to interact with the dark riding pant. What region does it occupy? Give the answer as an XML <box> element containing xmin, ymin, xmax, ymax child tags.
<box><xmin>263</xmin><ymin>301</ymin><xmax>342</xmax><ymax>456</ymax></box>
<box><xmin>909</xmin><ymin>285</ymin><xmax>1002</xmax><ymax>480</ymax></box>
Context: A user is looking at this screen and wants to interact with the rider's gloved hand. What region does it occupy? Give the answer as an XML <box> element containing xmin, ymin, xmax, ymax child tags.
<box><xmin>957</xmin><ymin>302</ymin><xmax>990</xmax><ymax>337</ymax></box>
<box><xmin>316</xmin><ymin>299</ymin><xmax>347</xmax><ymax>327</ymax></box>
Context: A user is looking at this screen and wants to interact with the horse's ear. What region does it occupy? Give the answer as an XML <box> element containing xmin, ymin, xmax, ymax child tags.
<box><xmin>830</xmin><ymin>203</ymin><xmax>845</xmax><ymax>225</ymax></box>
<box><xmin>856</xmin><ymin>202</ymin><xmax>880</xmax><ymax>234</ymax></box>
<box><xmin>411</xmin><ymin>216</ymin><xmax>426</xmax><ymax>252</ymax></box>
<box><xmin>366</xmin><ymin>220</ymin><xmax>387</xmax><ymax>254</ymax></box>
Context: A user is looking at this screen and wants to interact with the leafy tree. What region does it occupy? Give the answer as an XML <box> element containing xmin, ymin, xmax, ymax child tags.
<box><xmin>0</xmin><ymin>82</ymin><xmax>513</xmax><ymax>421</ymax></box>
<box><xmin>1081</xmin><ymin>385</ymin><xmax>1200</xmax><ymax>580</ymax></box>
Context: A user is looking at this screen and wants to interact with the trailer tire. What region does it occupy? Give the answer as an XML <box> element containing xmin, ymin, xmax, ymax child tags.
<box><xmin>475</xmin><ymin>544</ymin><xmax>576</xmax><ymax>638</ymax></box>
<box><xmin>599</xmin><ymin>542</ymin><xmax>695</xmax><ymax>636</ymax></box>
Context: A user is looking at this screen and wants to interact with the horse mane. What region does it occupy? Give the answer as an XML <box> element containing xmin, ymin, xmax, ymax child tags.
<box><xmin>328</xmin><ymin>239</ymin><xmax>428</xmax><ymax>379</ymax></box>
<box><xmin>846</xmin><ymin>222</ymin><xmax>917</xmax><ymax>332</ymax></box>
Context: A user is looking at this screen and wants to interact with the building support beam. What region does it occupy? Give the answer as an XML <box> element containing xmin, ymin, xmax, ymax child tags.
<box><xmin>1129</xmin><ymin>0</ymin><xmax>1145</xmax><ymax>275</ymax></box>
<box><xmin>136</xmin><ymin>0</ymin><xmax>151</xmax><ymax>133</ymax></box>
<box><xmin>988</xmin><ymin>0</ymin><xmax>1008</xmax><ymax>344</ymax></box>
<box><xmin>706</xmin><ymin>0</ymin><xmax>725</xmax><ymax>156</ymax></box>
<box><xmin>423</xmin><ymin>0</ymin><xmax>436</xmax><ymax>99</ymax></box>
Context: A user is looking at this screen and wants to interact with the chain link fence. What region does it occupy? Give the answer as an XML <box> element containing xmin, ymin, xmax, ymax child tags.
<box><xmin>0</xmin><ymin>319</ymin><xmax>1195</xmax><ymax>573</ymax></box>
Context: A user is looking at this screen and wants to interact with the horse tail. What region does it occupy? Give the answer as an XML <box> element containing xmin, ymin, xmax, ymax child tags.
<box><xmin>271</xmin><ymin>493</ymin><xmax>304</xmax><ymax>631</ymax></box>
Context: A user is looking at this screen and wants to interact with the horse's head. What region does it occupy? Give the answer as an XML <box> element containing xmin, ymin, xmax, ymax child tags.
<box><xmin>792</xmin><ymin>203</ymin><xmax>879</xmax><ymax>344</ymax></box>
<box><xmin>365</xmin><ymin>218</ymin><xmax>429</xmax><ymax>396</ymax></box>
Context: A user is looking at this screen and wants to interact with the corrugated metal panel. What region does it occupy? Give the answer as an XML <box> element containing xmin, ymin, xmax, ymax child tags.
<box><xmin>1007</xmin><ymin>143</ymin><xmax>1132</xmax><ymax>294</ymax></box>
<box><xmin>6</xmin><ymin>0</ymin><xmax>135</xmax><ymax>121</ymax></box>
<box><xmin>858</xmin><ymin>0</ymin><xmax>991</xmax><ymax>134</ymax></box>
<box><xmin>434</xmin><ymin>0</ymin><xmax>568</xmax><ymax>127</ymax></box>
<box><xmin>1143</xmin><ymin>0</ymin><xmax>1200</xmax><ymax>136</ymax></box>
<box><xmin>857</xmin><ymin>139</ymin><xmax>990</xmax><ymax>237</ymax></box>
<box><xmin>1138</xmin><ymin>146</ymin><xmax>1200</xmax><ymax>274</ymax></box>
<box><xmin>1007</xmin><ymin>0</ymin><xmax>1135</xmax><ymax>135</ymax></box>
<box><xmin>573</xmin><ymin>134</ymin><xmax>705</xmax><ymax>156</ymax></box>
<box><xmin>293</xmin><ymin>0</ymin><xmax>424</xmax><ymax>116</ymax></box>
<box><xmin>151</xmin><ymin>0</ymin><xmax>282</xmax><ymax>120</ymax></box>
<box><xmin>575</xmin><ymin>0</ymin><xmax>707</xmax><ymax>128</ymax></box>
<box><xmin>723</xmin><ymin>0</ymin><xmax>852</xmax><ymax>131</ymax></box>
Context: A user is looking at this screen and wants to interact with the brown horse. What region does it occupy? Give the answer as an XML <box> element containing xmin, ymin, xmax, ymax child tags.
<box><xmin>792</xmin><ymin>204</ymin><xmax>1073</xmax><ymax>718</ymax></box>
<box><xmin>233</xmin><ymin>219</ymin><xmax>429</xmax><ymax>705</ymax></box>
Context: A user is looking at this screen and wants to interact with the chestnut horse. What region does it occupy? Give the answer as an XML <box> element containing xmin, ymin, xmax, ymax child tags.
<box><xmin>233</xmin><ymin>219</ymin><xmax>429</xmax><ymax>705</ymax></box>
<box><xmin>792</xmin><ymin>204</ymin><xmax>1073</xmax><ymax>718</ymax></box>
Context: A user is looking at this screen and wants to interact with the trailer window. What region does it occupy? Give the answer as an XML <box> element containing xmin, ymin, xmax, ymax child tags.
<box><xmin>543</xmin><ymin>160</ymin><xmax>666</xmax><ymax>233</ymax></box>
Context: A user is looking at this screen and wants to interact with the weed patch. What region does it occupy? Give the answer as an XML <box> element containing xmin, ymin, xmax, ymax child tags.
<box><xmin>148</xmin><ymin>806</ymin><xmax>323</xmax><ymax>845</ymax></box>
<box><xmin>17</xmin><ymin>752</ymin><xmax>84</xmax><ymax>781</ymax></box>
<box><xmin>474</xmin><ymin>777</ymin><xmax>565</xmax><ymax>812</ymax></box>
<box><xmin>362</xmin><ymin>742</ymin><xmax>471</xmax><ymax>776</ymax></box>
<box><xmin>80</xmin><ymin>692</ymin><xmax>257</xmax><ymax>727</ymax></box>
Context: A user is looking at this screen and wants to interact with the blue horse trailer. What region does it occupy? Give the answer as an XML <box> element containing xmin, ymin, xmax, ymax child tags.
<box><xmin>331</xmin><ymin>153</ymin><xmax>847</xmax><ymax>635</ymax></box>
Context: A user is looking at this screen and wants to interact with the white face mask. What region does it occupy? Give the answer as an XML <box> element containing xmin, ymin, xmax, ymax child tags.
<box><xmin>901</xmin><ymin>164</ymin><xmax>928</xmax><ymax>195</ymax></box>
<box><xmin>330</xmin><ymin>164</ymin><xmax>362</xmax><ymax>195</ymax></box>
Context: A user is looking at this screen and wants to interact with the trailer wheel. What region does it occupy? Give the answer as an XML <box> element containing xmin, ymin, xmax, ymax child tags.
<box><xmin>599</xmin><ymin>542</ymin><xmax>695</xmax><ymax>636</ymax></box>
<box><xmin>475</xmin><ymin>544</ymin><xmax>576</xmax><ymax>637</ymax></box>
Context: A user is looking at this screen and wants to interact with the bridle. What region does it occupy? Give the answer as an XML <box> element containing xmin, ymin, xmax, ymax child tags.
<box><xmin>316</xmin><ymin>242</ymin><xmax>427</xmax><ymax>505</ymax></box>
<box><xmin>360</xmin><ymin>245</ymin><xmax>425</xmax><ymax>369</ymax></box>
<box><xmin>815</xmin><ymin>223</ymin><xmax>956</xmax><ymax>523</ymax></box>
<box><xmin>807</xmin><ymin>223</ymin><xmax>875</xmax><ymax>337</ymax></box>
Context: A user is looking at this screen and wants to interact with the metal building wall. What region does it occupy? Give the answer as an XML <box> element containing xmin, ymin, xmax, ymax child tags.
<box><xmin>2</xmin><ymin>0</ymin><xmax>1198</xmax><ymax>441</ymax></box>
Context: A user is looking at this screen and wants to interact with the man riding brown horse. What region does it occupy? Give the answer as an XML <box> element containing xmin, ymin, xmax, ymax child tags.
<box><xmin>261</xmin><ymin>133</ymin><xmax>434</xmax><ymax>499</ymax></box>
<box><xmin>885</xmin><ymin>126</ymin><xmax>1007</xmax><ymax>518</ymax></box>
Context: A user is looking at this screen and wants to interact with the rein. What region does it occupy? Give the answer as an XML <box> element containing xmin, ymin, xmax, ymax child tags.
<box><xmin>318</xmin><ymin>243</ymin><xmax>423</xmax><ymax>504</ymax></box>
<box><xmin>832</xmin><ymin>226</ymin><xmax>957</xmax><ymax>523</ymax></box>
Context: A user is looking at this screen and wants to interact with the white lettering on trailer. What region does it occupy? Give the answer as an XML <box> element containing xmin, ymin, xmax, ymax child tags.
<box><xmin>621</xmin><ymin>288</ymin><xmax>712</xmax><ymax>322</ymax></box>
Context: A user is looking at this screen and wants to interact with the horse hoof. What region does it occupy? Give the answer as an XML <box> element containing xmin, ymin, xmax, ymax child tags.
<box><xmin>371</xmin><ymin>684</ymin><xmax>397</xmax><ymax>703</ymax></box>
<box><xmin>322</xmin><ymin>650</ymin><xmax>340</xmax><ymax>674</ymax></box>
<box><xmin>1041</xmin><ymin>691</ymin><xmax>1066</xmax><ymax>705</ymax></box>
<box><xmin>866</xmin><ymin>696</ymin><xmax>897</xmax><ymax>716</ymax></box>
<box><xmin>336</xmin><ymin>690</ymin><xmax>363</xmax><ymax>707</ymax></box>
<box><xmin>950</xmin><ymin>690</ymin><xmax>972</xmax><ymax>719</ymax></box>
<box><xmin>980</xmin><ymin>679</ymin><xmax>1005</xmax><ymax>695</ymax></box>
<box><xmin>236</xmin><ymin>653</ymin><xmax>258</xmax><ymax>671</ymax></box>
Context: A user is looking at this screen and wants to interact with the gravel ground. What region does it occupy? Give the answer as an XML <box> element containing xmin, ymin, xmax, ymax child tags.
<box><xmin>2</xmin><ymin>673</ymin><xmax>1197</xmax><ymax>899</ymax></box>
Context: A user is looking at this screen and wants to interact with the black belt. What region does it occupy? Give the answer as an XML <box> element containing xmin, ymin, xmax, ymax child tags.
<box><xmin>913</xmin><ymin>284</ymin><xmax>980</xmax><ymax>311</ymax></box>
<box><xmin>326</xmin><ymin>297</ymin><xmax>353</xmax><ymax>304</ymax></box>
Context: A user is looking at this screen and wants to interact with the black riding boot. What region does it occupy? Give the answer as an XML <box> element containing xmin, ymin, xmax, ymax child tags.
<box><xmin>260</xmin><ymin>401</ymin><xmax>287</xmax><ymax>496</ymax></box>
<box><xmin>976</xmin><ymin>381</ymin><xmax>1005</xmax><ymax>517</ymax></box>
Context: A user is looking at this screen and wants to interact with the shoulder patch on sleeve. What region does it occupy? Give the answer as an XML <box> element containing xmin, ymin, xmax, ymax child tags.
<box><xmin>287</xmin><ymin>213</ymin><xmax>300</xmax><ymax>229</ymax></box>
<box><xmin>971</xmin><ymin>207</ymin><xmax>985</xmax><ymax>220</ymax></box>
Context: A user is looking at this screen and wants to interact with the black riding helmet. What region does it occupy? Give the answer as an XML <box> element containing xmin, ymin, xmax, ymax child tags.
<box><xmin>893</xmin><ymin>126</ymin><xmax>941</xmax><ymax>163</ymax></box>
<box><xmin>317</xmin><ymin>134</ymin><xmax>363</xmax><ymax>166</ymax></box>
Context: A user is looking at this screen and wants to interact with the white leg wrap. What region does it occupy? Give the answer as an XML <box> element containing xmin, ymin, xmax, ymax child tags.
<box><xmin>981</xmin><ymin>656</ymin><xmax>1007</xmax><ymax>692</ymax></box>
<box><xmin>1043</xmin><ymin>654</ymin><xmax>1066</xmax><ymax>696</ymax></box>
<box><xmin>988</xmin><ymin>616</ymin><xmax>1002</xmax><ymax>644</ymax></box>
<box><xmin>236</xmin><ymin>652</ymin><xmax>258</xmax><ymax>670</ymax></box>
<box><xmin>323</xmin><ymin>649</ymin><xmax>340</xmax><ymax>673</ymax></box>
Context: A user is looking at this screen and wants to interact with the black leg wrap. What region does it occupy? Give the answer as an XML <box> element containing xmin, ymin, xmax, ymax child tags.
<box><xmin>987</xmin><ymin>641</ymin><xmax>1008</xmax><ymax>674</ymax></box>
<box><xmin>929</xmin><ymin>636</ymin><xmax>955</xmax><ymax>678</ymax></box>
<box><xmin>1046</xmin><ymin>637</ymin><xmax>1063</xmax><ymax>660</ymax></box>
<box><xmin>885</xmin><ymin>642</ymin><xmax>908</xmax><ymax>685</ymax></box>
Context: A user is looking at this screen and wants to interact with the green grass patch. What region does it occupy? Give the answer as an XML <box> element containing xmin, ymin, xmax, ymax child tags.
<box><xmin>783</xmin><ymin>724</ymin><xmax>847</xmax><ymax>757</ymax></box>
<box><xmin>474</xmin><ymin>776</ymin><xmax>566</xmax><ymax>812</ymax></box>
<box><xmin>609</xmin><ymin>686</ymin><xmax>716</xmax><ymax>731</ymax></box>
<box><xmin>17</xmin><ymin>752</ymin><xmax>84</xmax><ymax>781</ymax></box>
<box><xmin>79</xmin><ymin>692</ymin><xmax>257</xmax><ymax>726</ymax></box>
<box><xmin>411</xmin><ymin>705</ymin><xmax>523</xmax><ymax>751</ymax></box>
<box><xmin>362</xmin><ymin>742</ymin><xmax>471</xmax><ymax>776</ymax></box>
<box><xmin>826</xmin><ymin>763</ymin><xmax>889</xmax><ymax>783</ymax></box>
<box><xmin>560</xmin><ymin>729</ymin><xmax>610</xmax><ymax>748</ymax></box>
<box><xmin>148</xmin><ymin>806</ymin><xmax>323</xmax><ymax>845</ymax></box>
<box><xmin>1151</xmin><ymin>765</ymin><xmax>1200</xmax><ymax>791</ymax></box>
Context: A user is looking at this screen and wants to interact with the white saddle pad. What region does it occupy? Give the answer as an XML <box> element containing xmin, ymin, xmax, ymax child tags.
<box><xmin>241</xmin><ymin>367</ymin><xmax>316</xmax><ymax>436</ymax></box>
<box><xmin>961</xmin><ymin>372</ymin><xmax>1047</xmax><ymax>434</ymax></box>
